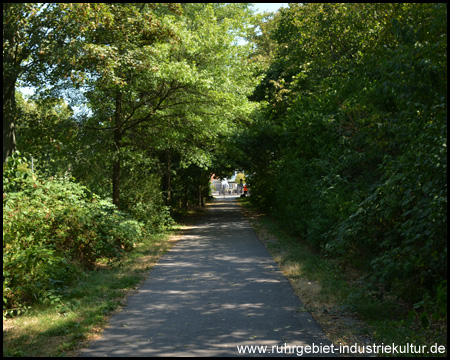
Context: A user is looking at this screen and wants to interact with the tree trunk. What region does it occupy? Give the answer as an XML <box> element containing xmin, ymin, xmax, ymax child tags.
<box><xmin>3</xmin><ymin>59</ymin><xmax>17</xmax><ymax>162</ymax></box>
<box><xmin>112</xmin><ymin>93</ymin><xmax>122</xmax><ymax>209</ymax></box>
<box><xmin>162</xmin><ymin>149</ymin><xmax>172</xmax><ymax>206</ymax></box>
<box><xmin>3</xmin><ymin>85</ymin><xmax>17</xmax><ymax>163</ymax></box>
<box><xmin>197</xmin><ymin>178</ymin><xmax>202</xmax><ymax>207</ymax></box>
<box><xmin>183</xmin><ymin>179</ymin><xmax>189</xmax><ymax>210</ymax></box>
<box><xmin>3</xmin><ymin>27</ymin><xmax>18</xmax><ymax>163</ymax></box>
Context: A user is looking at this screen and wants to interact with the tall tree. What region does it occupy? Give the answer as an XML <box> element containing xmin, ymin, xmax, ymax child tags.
<box><xmin>3</xmin><ymin>3</ymin><xmax>110</xmax><ymax>163</ymax></box>
<box><xmin>76</xmin><ymin>3</ymin><xmax>258</xmax><ymax>209</ymax></box>
<box><xmin>70</xmin><ymin>3</ymin><xmax>182</xmax><ymax>208</ymax></box>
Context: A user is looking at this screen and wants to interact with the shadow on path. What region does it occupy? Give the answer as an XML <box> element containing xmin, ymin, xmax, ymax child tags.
<box><xmin>81</xmin><ymin>197</ymin><xmax>338</xmax><ymax>357</ymax></box>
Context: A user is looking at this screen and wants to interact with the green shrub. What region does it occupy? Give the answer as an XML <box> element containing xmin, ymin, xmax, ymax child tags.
<box><xmin>242</xmin><ymin>3</ymin><xmax>447</xmax><ymax>325</ymax></box>
<box><xmin>3</xmin><ymin>153</ymin><xmax>145</xmax><ymax>315</ymax></box>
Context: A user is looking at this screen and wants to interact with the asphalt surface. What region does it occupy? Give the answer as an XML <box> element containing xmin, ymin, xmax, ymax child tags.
<box><xmin>81</xmin><ymin>195</ymin><xmax>338</xmax><ymax>357</ymax></box>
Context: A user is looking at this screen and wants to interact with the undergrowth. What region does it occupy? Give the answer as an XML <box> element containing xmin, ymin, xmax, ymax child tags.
<box><xmin>238</xmin><ymin>197</ymin><xmax>447</xmax><ymax>357</ymax></box>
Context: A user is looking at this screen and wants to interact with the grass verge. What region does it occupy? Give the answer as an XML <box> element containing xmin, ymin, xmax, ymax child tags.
<box><xmin>3</xmin><ymin>224</ymin><xmax>187</xmax><ymax>357</ymax></box>
<box><xmin>238</xmin><ymin>197</ymin><xmax>447</xmax><ymax>357</ymax></box>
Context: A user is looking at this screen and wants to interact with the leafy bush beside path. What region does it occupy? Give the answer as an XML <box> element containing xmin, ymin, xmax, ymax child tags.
<box><xmin>3</xmin><ymin>153</ymin><xmax>145</xmax><ymax>316</ymax></box>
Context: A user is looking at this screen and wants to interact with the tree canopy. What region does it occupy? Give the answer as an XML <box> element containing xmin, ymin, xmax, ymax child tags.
<box><xmin>4</xmin><ymin>3</ymin><xmax>259</xmax><ymax>208</ymax></box>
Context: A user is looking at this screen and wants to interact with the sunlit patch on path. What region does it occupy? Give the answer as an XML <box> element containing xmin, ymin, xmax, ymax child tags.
<box><xmin>81</xmin><ymin>196</ymin><xmax>337</xmax><ymax>357</ymax></box>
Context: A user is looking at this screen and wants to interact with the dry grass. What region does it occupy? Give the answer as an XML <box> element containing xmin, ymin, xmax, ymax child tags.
<box><xmin>3</xmin><ymin>224</ymin><xmax>188</xmax><ymax>357</ymax></box>
<box><xmin>237</xmin><ymin>199</ymin><xmax>374</xmax><ymax>352</ymax></box>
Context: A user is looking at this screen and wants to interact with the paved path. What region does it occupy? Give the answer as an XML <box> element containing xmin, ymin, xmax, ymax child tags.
<box><xmin>81</xmin><ymin>196</ymin><xmax>338</xmax><ymax>357</ymax></box>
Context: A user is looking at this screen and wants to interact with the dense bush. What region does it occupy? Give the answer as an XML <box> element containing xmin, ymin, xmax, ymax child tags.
<box><xmin>3</xmin><ymin>153</ymin><xmax>145</xmax><ymax>314</ymax></box>
<box><xmin>241</xmin><ymin>3</ymin><xmax>447</xmax><ymax>315</ymax></box>
<box><xmin>117</xmin><ymin>150</ymin><xmax>174</xmax><ymax>231</ymax></box>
